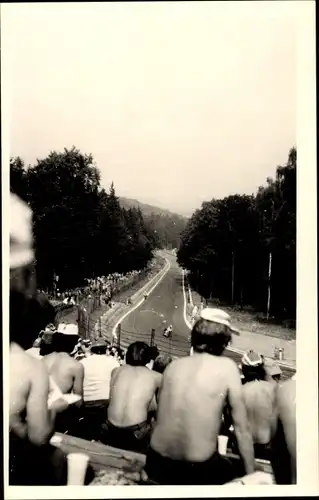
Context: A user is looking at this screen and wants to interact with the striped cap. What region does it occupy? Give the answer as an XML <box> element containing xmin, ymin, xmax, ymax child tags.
<box><xmin>241</xmin><ymin>349</ymin><xmax>263</xmax><ymax>367</ymax></box>
<box><xmin>200</xmin><ymin>308</ymin><xmax>240</xmax><ymax>334</ymax></box>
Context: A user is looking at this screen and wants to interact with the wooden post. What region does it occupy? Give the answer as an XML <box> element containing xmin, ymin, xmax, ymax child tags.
<box><xmin>117</xmin><ymin>323</ymin><xmax>121</xmax><ymax>349</ymax></box>
<box><xmin>150</xmin><ymin>329</ymin><xmax>155</xmax><ymax>347</ymax></box>
<box><xmin>99</xmin><ymin>317</ymin><xmax>102</xmax><ymax>337</ymax></box>
<box><xmin>266</xmin><ymin>252</ymin><xmax>272</xmax><ymax>320</ymax></box>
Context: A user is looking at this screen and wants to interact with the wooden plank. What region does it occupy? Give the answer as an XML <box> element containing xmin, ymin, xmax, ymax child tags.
<box><xmin>51</xmin><ymin>433</ymin><xmax>146</xmax><ymax>473</ymax></box>
<box><xmin>51</xmin><ymin>433</ymin><xmax>273</xmax><ymax>477</ymax></box>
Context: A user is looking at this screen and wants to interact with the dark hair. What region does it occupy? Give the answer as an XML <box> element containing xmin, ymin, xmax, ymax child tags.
<box><xmin>91</xmin><ymin>345</ymin><xmax>108</xmax><ymax>355</ymax></box>
<box><xmin>153</xmin><ymin>353</ymin><xmax>173</xmax><ymax>374</ymax></box>
<box><xmin>241</xmin><ymin>363</ymin><xmax>267</xmax><ymax>383</ymax></box>
<box><xmin>10</xmin><ymin>290</ymin><xmax>56</xmax><ymax>350</ymax></box>
<box><xmin>149</xmin><ymin>345</ymin><xmax>160</xmax><ymax>361</ymax></box>
<box><xmin>191</xmin><ymin>318</ymin><xmax>231</xmax><ymax>356</ymax></box>
<box><xmin>126</xmin><ymin>342</ymin><xmax>152</xmax><ymax>367</ymax></box>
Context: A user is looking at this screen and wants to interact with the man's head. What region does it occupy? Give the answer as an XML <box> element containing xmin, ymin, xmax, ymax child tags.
<box><xmin>90</xmin><ymin>339</ymin><xmax>110</xmax><ymax>355</ymax></box>
<box><xmin>126</xmin><ymin>341</ymin><xmax>152</xmax><ymax>367</ymax></box>
<box><xmin>264</xmin><ymin>359</ymin><xmax>282</xmax><ymax>382</ymax></box>
<box><xmin>50</xmin><ymin>332</ymin><xmax>79</xmax><ymax>354</ymax></box>
<box><xmin>191</xmin><ymin>308</ymin><xmax>238</xmax><ymax>356</ymax></box>
<box><xmin>241</xmin><ymin>350</ymin><xmax>267</xmax><ymax>382</ymax></box>
<box><xmin>10</xmin><ymin>289</ymin><xmax>56</xmax><ymax>350</ymax></box>
<box><xmin>153</xmin><ymin>353</ymin><xmax>173</xmax><ymax>374</ymax></box>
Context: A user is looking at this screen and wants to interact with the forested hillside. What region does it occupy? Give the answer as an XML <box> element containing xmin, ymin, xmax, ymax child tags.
<box><xmin>119</xmin><ymin>197</ymin><xmax>187</xmax><ymax>250</ymax></box>
<box><xmin>177</xmin><ymin>147</ymin><xmax>296</xmax><ymax>323</ymax></box>
<box><xmin>10</xmin><ymin>147</ymin><xmax>158</xmax><ymax>291</ymax></box>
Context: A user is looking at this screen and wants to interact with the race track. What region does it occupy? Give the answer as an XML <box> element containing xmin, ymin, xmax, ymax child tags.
<box><xmin>121</xmin><ymin>252</ymin><xmax>295</xmax><ymax>380</ymax></box>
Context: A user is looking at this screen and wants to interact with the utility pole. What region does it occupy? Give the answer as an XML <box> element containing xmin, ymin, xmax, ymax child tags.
<box><xmin>150</xmin><ymin>328</ymin><xmax>155</xmax><ymax>347</ymax></box>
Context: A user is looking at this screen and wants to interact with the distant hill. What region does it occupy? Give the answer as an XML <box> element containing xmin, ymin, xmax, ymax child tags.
<box><xmin>119</xmin><ymin>197</ymin><xmax>187</xmax><ymax>220</ymax></box>
<box><xmin>119</xmin><ymin>197</ymin><xmax>188</xmax><ymax>250</ymax></box>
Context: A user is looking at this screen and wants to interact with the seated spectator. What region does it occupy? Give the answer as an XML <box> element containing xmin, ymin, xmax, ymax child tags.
<box><xmin>42</xmin><ymin>324</ymin><xmax>84</xmax><ymax>435</ymax></box>
<box><xmin>231</xmin><ymin>350</ymin><xmax>277</xmax><ymax>461</ymax></box>
<box><xmin>9</xmin><ymin>193</ymin><xmax>70</xmax><ymax>485</ymax></box>
<box><xmin>79</xmin><ymin>340</ymin><xmax>120</xmax><ymax>440</ymax></box>
<box><xmin>264</xmin><ymin>359</ymin><xmax>282</xmax><ymax>383</ymax></box>
<box><xmin>102</xmin><ymin>342</ymin><xmax>162</xmax><ymax>453</ymax></box>
<box><xmin>152</xmin><ymin>353</ymin><xmax>173</xmax><ymax>374</ymax></box>
<box><xmin>144</xmin><ymin>308</ymin><xmax>254</xmax><ymax>485</ymax></box>
<box><xmin>271</xmin><ymin>377</ymin><xmax>296</xmax><ymax>484</ymax></box>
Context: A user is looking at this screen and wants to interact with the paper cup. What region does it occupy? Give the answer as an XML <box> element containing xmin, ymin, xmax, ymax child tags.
<box><xmin>218</xmin><ymin>435</ymin><xmax>228</xmax><ymax>455</ymax></box>
<box><xmin>67</xmin><ymin>453</ymin><xmax>89</xmax><ymax>485</ymax></box>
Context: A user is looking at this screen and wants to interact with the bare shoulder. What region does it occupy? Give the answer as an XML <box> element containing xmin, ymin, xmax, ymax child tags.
<box><xmin>30</xmin><ymin>356</ymin><xmax>50</xmax><ymax>382</ymax></box>
<box><xmin>219</xmin><ymin>355</ymin><xmax>239</xmax><ymax>374</ymax></box>
<box><xmin>152</xmin><ymin>370</ymin><xmax>162</xmax><ymax>385</ymax></box>
<box><xmin>73</xmin><ymin>359</ymin><xmax>84</xmax><ymax>373</ymax></box>
<box><xmin>276</xmin><ymin>378</ymin><xmax>295</xmax><ymax>403</ymax></box>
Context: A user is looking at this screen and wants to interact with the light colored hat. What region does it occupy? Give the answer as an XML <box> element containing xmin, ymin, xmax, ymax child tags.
<box><xmin>57</xmin><ymin>323</ymin><xmax>79</xmax><ymax>336</ymax></box>
<box><xmin>200</xmin><ymin>308</ymin><xmax>240</xmax><ymax>334</ymax></box>
<box><xmin>10</xmin><ymin>193</ymin><xmax>34</xmax><ymax>269</ymax></box>
<box><xmin>241</xmin><ymin>349</ymin><xmax>263</xmax><ymax>367</ymax></box>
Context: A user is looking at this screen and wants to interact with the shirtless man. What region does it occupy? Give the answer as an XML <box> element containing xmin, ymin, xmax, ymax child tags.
<box><xmin>144</xmin><ymin>308</ymin><xmax>255</xmax><ymax>485</ymax></box>
<box><xmin>237</xmin><ymin>350</ymin><xmax>277</xmax><ymax>461</ymax></box>
<box><xmin>42</xmin><ymin>328</ymin><xmax>84</xmax><ymax>434</ymax></box>
<box><xmin>10</xmin><ymin>289</ymin><xmax>69</xmax><ymax>485</ymax></box>
<box><xmin>102</xmin><ymin>342</ymin><xmax>162</xmax><ymax>453</ymax></box>
<box><xmin>43</xmin><ymin>328</ymin><xmax>84</xmax><ymax>397</ymax></box>
<box><xmin>271</xmin><ymin>377</ymin><xmax>296</xmax><ymax>484</ymax></box>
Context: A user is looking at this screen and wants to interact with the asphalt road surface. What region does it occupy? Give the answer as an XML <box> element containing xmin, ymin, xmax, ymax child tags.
<box><xmin>121</xmin><ymin>252</ymin><xmax>295</xmax><ymax>380</ymax></box>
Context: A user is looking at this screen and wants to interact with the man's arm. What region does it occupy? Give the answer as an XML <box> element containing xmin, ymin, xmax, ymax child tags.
<box><xmin>227</xmin><ymin>360</ymin><xmax>255</xmax><ymax>475</ymax></box>
<box><xmin>26</xmin><ymin>361</ymin><xmax>55</xmax><ymax>446</ymax></box>
<box><xmin>72</xmin><ymin>362</ymin><xmax>84</xmax><ymax>406</ymax></box>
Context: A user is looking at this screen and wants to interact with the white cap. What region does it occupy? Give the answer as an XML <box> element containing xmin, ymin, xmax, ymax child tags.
<box><xmin>10</xmin><ymin>193</ymin><xmax>34</xmax><ymax>269</ymax></box>
<box><xmin>200</xmin><ymin>308</ymin><xmax>240</xmax><ymax>334</ymax></box>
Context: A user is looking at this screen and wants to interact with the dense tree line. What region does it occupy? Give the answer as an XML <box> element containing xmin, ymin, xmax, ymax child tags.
<box><xmin>177</xmin><ymin>148</ymin><xmax>296</xmax><ymax>323</ymax></box>
<box><xmin>143</xmin><ymin>212</ymin><xmax>187</xmax><ymax>250</ymax></box>
<box><xmin>10</xmin><ymin>147</ymin><xmax>157</xmax><ymax>290</ymax></box>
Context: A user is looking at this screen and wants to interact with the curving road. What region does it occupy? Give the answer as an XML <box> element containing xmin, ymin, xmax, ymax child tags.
<box><xmin>121</xmin><ymin>252</ymin><xmax>295</xmax><ymax>380</ymax></box>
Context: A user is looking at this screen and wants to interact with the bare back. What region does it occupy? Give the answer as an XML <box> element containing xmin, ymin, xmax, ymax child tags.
<box><xmin>108</xmin><ymin>365</ymin><xmax>162</xmax><ymax>427</ymax></box>
<box><xmin>10</xmin><ymin>343</ymin><xmax>53</xmax><ymax>446</ymax></box>
<box><xmin>151</xmin><ymin>353</ymin><xmax>235</xmax><ymax>462</ymax></box>
<box><xmin>43</xmin><ymin>352</ymin><xmax>84</xmax><ymax>396</ymax></box>
<box><xmin>242</xmin><ymin>380</ymin><xmax>276</xmax><ymax>445</ymax></box>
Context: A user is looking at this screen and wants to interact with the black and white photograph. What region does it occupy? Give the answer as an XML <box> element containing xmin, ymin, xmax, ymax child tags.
<box><xmin>2</xmin><ymin>1</ymin><xmax>317</xmax><ymax>497</ymax></box>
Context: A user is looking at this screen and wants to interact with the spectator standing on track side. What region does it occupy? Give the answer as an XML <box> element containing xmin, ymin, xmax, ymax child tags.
<box><xmin>144</xmin><ymin>308</ymin><xmax>254</xmax><ymax>485</ymax></box>
<box><xmin>101</xmin><ymin>342</ymin><xmax>162</xmax><ymax>453</ymax></box>
<box><xmin>80</xmin><ymin>339</ymin><xmax>120</xmax><ymax>441</ymax></box>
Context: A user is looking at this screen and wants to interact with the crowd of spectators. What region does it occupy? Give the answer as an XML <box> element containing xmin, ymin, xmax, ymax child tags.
<box><xmin>9</xmin><ymin>193</ymin><xmax>296</xmax><ymax>486</ymax></box>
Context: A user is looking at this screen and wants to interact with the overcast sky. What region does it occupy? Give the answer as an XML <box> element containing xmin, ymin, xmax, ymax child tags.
<box><xmin>5</xmin><ymin>2</ymin><xmax>297</xmax><ymax>215</ymax></box>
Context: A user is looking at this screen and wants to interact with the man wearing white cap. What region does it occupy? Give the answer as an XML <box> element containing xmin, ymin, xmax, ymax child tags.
<box><xmin>144</xmin><ymin>308</ymin><xmax>254</xmax><ymax>485</ymax></box>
